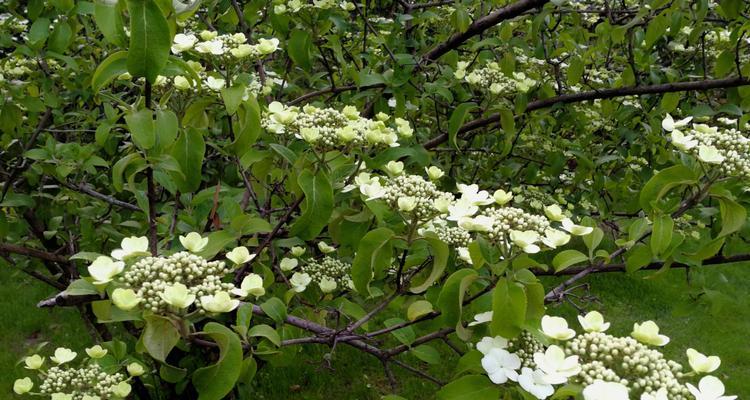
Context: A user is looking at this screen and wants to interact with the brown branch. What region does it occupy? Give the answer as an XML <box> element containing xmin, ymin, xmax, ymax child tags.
<box><xmin>38</xmin><ymin>293</ymin><xmax>101</xmax><ymax>308</ymax></box>
<box><xmin>0</xmin><ymin>242</ymin><xmax>70</xmax><ymax>263</ymax></box>
<box><xmin>423</xmin><ymin>76</ymin><xmax>750</xmax><ymax>149</ymax></box>
<box><xmin>60</xmin><ymin>181</ymin><xmax>140</xmax><ymax>211</ymax></box>
<box><xmin>422</xmin><ymin>0</ymin><xmax>549</xmax><ymax>61</ymax></box>
<box><xmin>1</xmin><ymin>107</ymin><xmax>53</xmax><ymax>200</ymax></box>
<box><xmin>535</xmin><ymin>253</ymin><xmax>750</xmax><ymax>277</ymax></box>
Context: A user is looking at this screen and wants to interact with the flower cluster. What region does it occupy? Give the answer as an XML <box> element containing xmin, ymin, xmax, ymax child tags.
<box><xmin>272</xmin><ymin>0</ymin><xmax>356</xmax><ymax>14</ymax></box>
<box><xmin>300</xmin><ymin>256</ymin><xmax>354</xmax><ymax>293</ymax></box>
<box><xmin>171</xmin><ymin>31</ymin><xmax>279</xmax><ymax>61</ymax></box>
<box><xmin>263</xmin><ymin>103</ymin><xmax>411</xmax><ymax>151</ymax></box>
<box><xmin>475</xmin><ymin>312</ymin><xmax>736</xmax><ymax>400</ymax></box>
<box><xmin>456</xmin><ymin>61</ymin><xmax>537</xmax><ymax>95</ymax></box>
<box><xmin>663</xmin><ymin>114</ymin><xmax>750</xmax><ymax>179</ymax></box>
<box><xmin>14</xmin><ymin>346</ymin><xmax>135</xmax><ymax>399</ymax></box>
<box><xmin>378</xmin><ymin>173</ymin><xmax>454</xmax><ymax>220</ymax></box>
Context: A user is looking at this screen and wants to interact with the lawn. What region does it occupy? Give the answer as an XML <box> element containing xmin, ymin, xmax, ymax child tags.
<box><xmin>5</xmin><ymin>261</ymin><xmax>748</xmax><ymax>399</ymax></box>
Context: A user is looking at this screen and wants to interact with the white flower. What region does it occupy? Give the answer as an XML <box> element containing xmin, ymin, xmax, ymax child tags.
<box><xmin>518</xmin><ymin>368</ymin><xmax>555</xmax><ymax>399</ymax></box>
<box><xmin>112</xmin><ymin>381</ymin><xmax>132</xmax><ymax>398</ymax></box>
<box><xmin>173</xmin><ymin>75</ymin><xmax>192</xmax><ymax>90</ymax></box>
<box><xmin>290</xmin><ymin>272</ymin><xmax>312</xmax><ymax>292</ymax></box>
<box><xmin>268</xmin><ymin>101</ymin><xmax>297</xmax><ymax>124</ymax></box>
<box><xmin>661</xmin><ymin>113</ymin><xmax>692</xmax><ymax>132</ymax></box>
<box><xmin>426</xmin><ymin>166</ymin><xmax>444</xmax><ymax>180</ymax></box>
<box><xmin>13</xmin><ymin>377</ymin><xmax>33</xmax><ymax>394</ymax></box>
<box><xmin>686</xmin><ymin>376</ymin><xmax>737</xmax><ymax>400</ymax></box>
<box><xmin>510</xmin><ymin>230</ymin><xmax>541</xmax><ymax>254</ymax></box>
<box><xmin>160</xmin><ymin>283</ymin><xmax>196</xmax><ymax>309</ymax></box>
<box><xmin>199</xmin><ymin>30</ymin><xmax>217</xmax><ymax>40</ymax></box>
<box><xmin>51</xmin><ymin>394</ymin><xmax>74</xmax><ymax>400</ymax></box>
<box><xmin>433</xmin><ymin>197</ymin><xmax>452</xmax><ymax>213</ymax></box>
<box><xmin>541</xmin><ymin>228</ymin><xmax>570</xmax><ymax>248</ymax></box>
<box><xmin>205</xmin><ymin>76</ymin><xmax>226</xmax><ymax>91</ymax></box>
<box><xmin>200</xmin><ymin>291</ymin><xmax>240</xmax><ymax>313</ymax></box>
<box><xmin>457</xmin><ymin>247</ymin><xmax>473</xmax><ymax>265</ymax></box>
<box><xmin>671</xmin><ymin>129</ymin><xmax>698</xmax><ymax>151</ymax></box>
<box><xmin>577</xmin><ymin>311</ymin><xmax>610</xmax><ymax>332</ymax></box>
<box><xmin>195</xmin><ymin>39</ymin><xmax>224</xmax><ymax>55</ymax></box>
<box><xmin>686</xmin><ymin>348</ymin><xmax>721</xmax><ymax>374</ymax></box>
<box><xmin>468</xmin><ymin>311</ymin><xmax>493</xmax><ymax>327</ymax></box>
<box><xmin>24</xmin><ymin>354</ymin><xmax>44</xmax><ymax>369</ymax></box>
<box><xmin>226</xmin><ymin>246</ymin><xmax>255</xmax><ymax>265</ymax></box>
<box><xmin>280</xmin><ymin>257</ymin><xmax>298</xmax><ymax>271</ymax></box>
<box><xmin>127</xmin><ymin>362</ymin><xmax>146</xmax><ymax>377</ymax></box>
<box><xmin>561</xmin><ymin>218</ymin><xmax>594</xmax><ymax>236</ymax></box>
<box><xmin>385</xmin><ymin>160</ymin><xmax>404</xmax><ymax>175</ymax></box>
<box><xmin>457</xmin><ymin>183</ymin><xmax>494</xmax><ymax>206</ymax></box>
<box><xmin>112</xmin><ymin>288</ymin><xmax>141</xmax><ymax>311</ymax></box>
<box><xmin>88</xmin><ymin>256</ymin><xmax>125</xmax><ymax>285</ymax></box>
<box><xmin>641</xmin><ymin>388</ymin><xmax>669</xmax><ymax>400</ymax></box>
<box><xmin>476</xmin><ymin>335</ymin><xmax>508</xmax><ymax>354</ymax></box>
<box><xmin>51</xmin><ymin>347</ymin><xmax>77</xmax><ymax>364</ymax></box>
<box><xmin>447</xmin><ymin>200</ymin><xmax>478</xmax><ymax>221</ymax></box>
<box><xmin>397</xmin><ymin>196</ymin><xmax>418</xmax><ymax>212</ymax></box>
<box><xmin>111</xmin><ymin>236</ymin><xmax>150</xmax><ymax>260</ymax></box>
<box><xmin>583</xmin><ymin>380</ymin><xmax>629</xmax><ymax>400</ymax></box>
<box><xmin>697</xmin><ymin>145</ymin><xmax>725</xmax><ymax>164</ymax></box>
<box><xmin>533</xmin><ymin>345</ymin><xmax>581</xmax><ymax>384</ymax></box>
<box><xmin>481</xmin><ymin>348</ymin><xmax>521</xmax><ymax>384</ymax></box>
<box><xmin>541</xmin><ymin>315</ymin><xmax>576</xmax><ymax>340</ymax></box>
<box><xmin>257</xmin><ymin>38</ymin><xmax>280</xmax><ymax>54</ymax></box>
<box><xmin>360</xmin><ymin>181</ymin><xmax>386</xmax><ymax>201</ymax></box>
<box><xmin>290</xmin><ymin>246</ymin><xmax>306</xmax><ymax>257</ymax></box>
<box><xmin>299</xmin><ymin>127</ymin><xmax>321</xmax><ymax>142</ymax></box>
<box><xmin>319</xmin><ymin>277</ymin><xmax>337</xmax><ymax>293</ymax></box>
<box><xmin>458</xmin><ymin>215</ymin><xmax>493</xmax><ymax>232</ymax></box>
<box><xmin>318</xmin><ymin>241</ymin><xmax>336</xmax><ymax>253</ymax></box>
<box><xmin>179</xmin><ymin>232</ymin><xmax>209</xmax><ymax>252</ymax></box>
<box><xmin>230</xmin><ymin>43</ymin><xmax>254</xmax><ymax>58</ymax></box>
<box><xmin>631</xmin><ymin>320</ymin><xmax>670</xmax><ymax>346</ymax></box>
<box><xmin>232</xmin><ymin>273</ymin><xmax>265</xmax><ymax>298</ymax></box>
<box><xmin>544</xmin><ymin>204</ymin><xmax>565</xmax><ymax>221</ymax></box>
<box><xmin>85</xmin><ymin>345</ymin><xmax>108</xmax><ymax>359</ymax></box>
<box><xmin>493</xmin><ymin>189</ymin><xmax>513</xmax><ymax>205</ymax></box>
<box><xmin>171</xmin><ymin>33</ymin><xmax>197</xmax><ymax>53</ymax></box>
<box><xmin>395</xmin><ymin>118</ymin><xmax>413</xmax><ymax>137</ymax></box>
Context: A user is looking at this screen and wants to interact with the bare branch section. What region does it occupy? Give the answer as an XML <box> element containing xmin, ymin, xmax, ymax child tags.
<box><xmin>422</xmin><ymin>0</ymin><xmax>550</xmax><ymax>61</ymax></box>
<box><xmin>0</xmin><ymin>242</ymin><xmax>69</xmax><ymax>263</ymax></box>
<box><xmin>423</xmin><ymin>76</ymin><xmax>750</xmax><ymax>149</ymax></box>
<box><xmin>60</xmin><ymin>181</ymin><xmax>140</xmax><ymax>211</ymax></box>
<box><xmin>536</xmin><ymin>253</ymin><xmax>750</xmax><ymax>277</ymax></box>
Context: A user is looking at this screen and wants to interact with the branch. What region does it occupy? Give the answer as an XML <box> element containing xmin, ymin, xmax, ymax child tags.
<box><xmin>535</xmin><ymin>253</ymin><xmax>750</xmax><ymax>277</ymax></box>
<box><xmin>423</xmin><ymin>76</ymin><xmax>750</xmax><ymax>149</ymax></box>
<box><xmin>60</xmin><ymin>181</ymin><xmax>140</xmax><ymax>211</ymax></box>
<box><xmin>38</xmin><ymin>293</ymin><xmax>101</xmax><ymax>308</ymax></box>
<box><xmin>0</xmin><ymin>242</ymin><xmax>69</xmax><ymax>263</ymax></box>
<box><xmin>1</xmin><ymin>107</ymin><xmax>53</xmax><ymax>200</ymax></box>
<box><xmin>422</xmin><ymin>0</ymin><xmax>549</xmax><ymax>61</ymax></box>
<box><xmin>288</xmin><ymin>83</ymin><xmax>386</xmax><ymax>106</ymax></box>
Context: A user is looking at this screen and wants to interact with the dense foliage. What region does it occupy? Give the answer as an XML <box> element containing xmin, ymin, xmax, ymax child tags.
<box><xmin>1</xmin><ymin>0</ymin><xmax>749</xmax><ymax>398</ymax></box>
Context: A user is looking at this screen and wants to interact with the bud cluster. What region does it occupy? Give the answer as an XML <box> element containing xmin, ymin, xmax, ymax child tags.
<box><xmin>263</xmin><ymin>103</ymin><xmax>410</xmax><ymax>151</ymax></box>
<box><xmin>482</xmin><ymin>206</ymin><xmax>550</xmax><ymax>245</ymax></box>
<box><xmin>301</xmin><ymin>256</ymin><xmax>354</xmax><ymax>293</ymax></box>
<box><xmin>678</xmin><ymin>124</ymin><xmax>750</xmax><ymax>179</ymax></box>
<box><xmin>381</xmin><ymin>174</ymin><xmax>454</xmax><ymax>220</ymax></box>
<box><xmin>564</xmin><ymin>332</ymin><xmax>690</xmax><ymax>398</ymax></box>
<box><xmin>39</xmin><ymin>364</ymin><xmax>127</xmax><ymax>399</ymax></box>
<box><xmin>420</xmin><ymin>218</ymin><xmax>472</xmax><ymax>247</ymax></box>
<box><xmin>119</xmin><ymin>252</ymin><xmax>234</xmax><ymax>314</ymax></box>
<box><xmin>507</xmin><ymin>330</ymin><xmax>545</xmax><ymax>369</ymax></box>
<box><xmin>456</xmin><ymin>61</ymin><xmax>537</xmax><ymax>95</ymax></box>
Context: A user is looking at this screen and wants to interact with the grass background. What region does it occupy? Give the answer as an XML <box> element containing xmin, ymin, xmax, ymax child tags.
<box><xmin>4</xmin><ymin>261</ymin><xmax>748</xmax><ymax>399</ymax></box>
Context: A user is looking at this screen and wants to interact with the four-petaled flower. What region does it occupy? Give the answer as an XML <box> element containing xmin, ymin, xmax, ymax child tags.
<box><xmin>87</xmin><ymin>256</ymin><xmax>125</xmax><ymax>285</ymax></box>
<box><xmin>631</xmin><ymin>320</ymin><xmax>670</xmax><ymax>346</ymax></box>
<box><xmin>179</xmin><ymin>232</ymin><xmax>209</xmax><ymax>253</ymax></box>
<box><xmin>541</xmin><ymin>315</ymin><xmax>576</xmax><ymax>341</ymax></box>
<box><xmin>686</xmin><ymin>376</ymin><xmax>736</xmax><ymax>400</ymax></box>
<box><xmin>577</xmin><ymin>311</ymin><xmax>610</xmax><ymax>333</ymax></box>
<box><xmin>481</xmin><ymin>348</ymin><xmax>521</xmax><ymax>384</ymax></box>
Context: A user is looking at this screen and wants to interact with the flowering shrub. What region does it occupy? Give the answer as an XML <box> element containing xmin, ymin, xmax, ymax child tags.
<box><xmin>2</xmin><ymin>0</ymin><xmax>750</xmax><ymax>398</ymax></box>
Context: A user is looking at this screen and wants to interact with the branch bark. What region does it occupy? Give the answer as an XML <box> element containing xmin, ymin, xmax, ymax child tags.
<box><xmin>0</xmin><ymin>242</ymin><xmax>70</xmax><ymax>263</ymax></box>
<box><xmin>423</xmin><ymin>76</ymin><xmax>750</xmax><ymax>149</ymax></box>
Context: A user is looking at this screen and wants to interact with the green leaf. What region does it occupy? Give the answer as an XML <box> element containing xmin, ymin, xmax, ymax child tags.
<box><xmin>437</xmin><ymin>269</ymin><xmax>477</xmax><ymax>340</ymax></box>
<box><xmin>112</xmin><ymin>153</ymin><xmax>145</xmax><ymax>192</ymax></box>
<box><xmin>126</xmin><ymin>0</ymin><xmax>171</xmax><ymax>83</ymax></box>
<box><xmin>383</xmin><ymin>318</ymin><xmax>415</xmax><ymax>345</ymax></box>
<box><xmin>192</xmin><ymin>323</ymin><xmax>243</xmax><ymax>400</ymax></box>
<box><xmin>48</xmin><ymin>20</ymin><xmax>73</xmax><ymax>53</ymax></box>
<box><xmin>154</xmin><ymin>109</ymin><xmax>178</xmax><ymax>152</ymax></box>
<box><xmin>639</xmin><ymin>165</ymin><xmax>697</xmax><ymax>212</ymax></box>
<box><xmin>269</xmin><ymin>143</ymin><xmax>298</xmax><ymax>164</ymax></box>
<box><xmin>650</xmin><ymin>214</ymin><xmax>674</xmax><ymax>257</ymax></box>
<box><xmin>247</xmin><ymin>324</ymin><xmax>281</xmax><ymax>346</ymax></box>
<box><xmin>552</xmin><ymin>250</ymin><xmax>588</xmax><ymax>273</ymax></box>
<box><xmin>230</xmin><ymin>98</ymin><xmax>261</xmax><ymax>159</ymax></box>
<box><xmin>625</xmin><ymin>243</ymin><xmax>653</xmax><ymax>273</ymax></box>
<box><xmin>714</xmin><ymin>195</ymin><xmax>747</xmax><ymax>238</ymax></box>
<box><xmin>448</xmin><ymin>102</ymin><xmax>476</xmax><ymax>149</ymax></box>
<box><xmin>28</xmin><ymin>17</ymin><xmax>51</xmax><ymax>48</ymax></box>
<box><xmin>582</xmin><ymin>227</ymin><xmax>604</xmax><ymax>258</ymax></box>
<box><xmin>65</xmin><ymin>279</ymin><xmax>99</xmax><ymax>296</ymax></box>
<box><xmin>91</xmin><ymin>51</ymin><xmax>129</xmax><ymax>92</ymax></box>
<box><xmin>490</xmin><ymin>278</ymin><xmax>526</xmax><ymax>338</ymax></box>
<box><xmin>221</xmin><ymin>85</ymin><xmax>245</xmax><ymax>115</ymax></box>
<box><xmin>142</xmin><ymin>315</ymin><xmax>180</xmax><ymax>362</ymax></box>
<box><xmin>169</xmin><ymin>128</ymin><xmax>205</xmax><ymax>193</ymax></box>
<box><xmin>260</xmin><ymin>297</ymin><xmax>287</xmax><ymax>324</ymax></box>
<box><xmin>437</xmin><ymin>375</ymin><xmax>500</xmax><ymax>400</ymax></box>
<box><xmin>94</xmin><ymin>0</ymin><xmax>127</xmax><ymax>46</ymax></box>
<box><xmin>410</xmin><ymin>236</ymin><xmax>449</xmax><ymax>293</ymax></box>
<box><xmin>411</xmin><ymin>344</ymin><xmax>440</xmax><ymax>364</ymax></box>
<box><xmin>407</xmin><ymin>300</ymin><xmax>433</xmax><ymax>321</ymax></box>
<box><xmin>125</xmin><ymin>108</ymin><xmax>155</xmax><ymax>150</ymax></box>
<box><xmin>289</xmin><ymin>170</ymin><xmax>334</xmax><ymax>240</ymax></box>
<box><xmin>288</xmin><ymin>29</ymin><xmax>312</xmax><ymax>71</ymax></box>
<box><xmin>453</xmin><ymin>350</ymin><xmax>484</xmax><ymax>377</ymax></box>
<box><xmin>351</xmin><ymin>228</ymin><xmax>394</xmax><ymax>295</ymax></box>
<box><xmin>567</xmin><ymin>56</ymin><xmax>584</xmax><ymax>86</ymax></box>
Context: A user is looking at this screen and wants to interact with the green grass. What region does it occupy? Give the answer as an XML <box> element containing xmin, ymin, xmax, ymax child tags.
<box><xmin>3</xmin><ymin>262</ymin><xmax>748</xmax><ymax>399</ymax></box>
